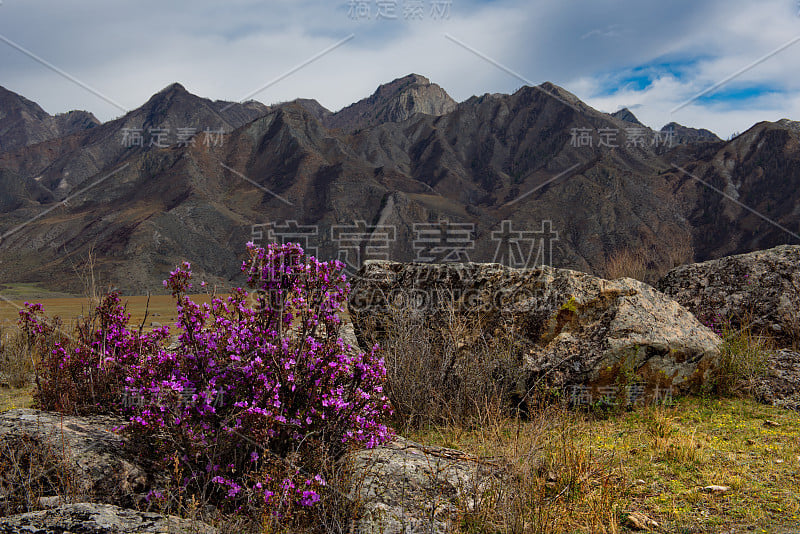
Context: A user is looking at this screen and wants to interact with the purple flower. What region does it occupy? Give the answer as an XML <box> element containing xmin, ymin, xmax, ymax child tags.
<box><xmin>24</xmin><ymin>242</ymin><xmax>393</xmax><ymax>518</ymax></box>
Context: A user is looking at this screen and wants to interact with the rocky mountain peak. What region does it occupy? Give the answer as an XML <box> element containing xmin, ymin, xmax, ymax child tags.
<box><xmin>159</xmin><ymin>82</ymin><xmax>189</xmax><ymax>95</ymax></box>
<box><xmin>143</xmin><ymin>82</ymin><xmax>195</xmax><ymax>108</ymax></box>
<box><xmin>290</xmin><ymin>98</ymin><xmax>333</xmax><ymax>122</ymax></box>
<box><xmin>611</xmin><ymin>107</ymin><xmax>644</xmax><ymax>126</ymax></box>
<box><xmin>535</xmin><ymin>82</ymin><xmax>585</xmax><ymax>106</ymax></box>
<box><xmin>374</xmin><ymin>73</ymin><xmax>431</xmax><ymax>94</ymax></box>
<box><xmin>660</xmin><ymin>121</ymin><xmax>721</xmax><ymax>144</ymax></box>
<box><xmin>777</xmin><ymin>118</ymin><xmax>800</xmax><ymax>133</ymax></box>
<box><xmin>0</xmin><ymin>85</ymin><xmax>100</xmax><ymax>153</ymax></box>
<box><xmin>324</xmin><ymin>73</ymin><xmax>456</xmax><ymax>132</ymax></box>
<box><xmin>128</xmin><ymin>82</ymin><xmax>268</xmax><ymax>134</ymax></box>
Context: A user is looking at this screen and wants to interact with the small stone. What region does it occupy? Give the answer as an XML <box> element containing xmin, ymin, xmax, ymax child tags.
<box><xmin>702</xmin><ymin>485</ymin><xmax>730</xmax><ymax>494</ymax></box>
<box><xmin>763</xmin><ymin>420</ymin><xmax>780</xmax><ymax>427</ymax></box>
<box><xmin>37</xmin><ymin>496</ymin><xmax>63</xmax><ymax>508</ymax></box>
<box><xmin>634</xmin><ymin>479</ymin><xmax>647</xmax><ymax>485</ymax></box>
<box><xmin>624</xmin><ymin>511</ymin><xmax>658</xmax><ymax>530</ymax></box>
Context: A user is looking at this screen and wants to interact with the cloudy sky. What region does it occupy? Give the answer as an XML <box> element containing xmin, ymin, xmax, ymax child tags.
<box><xmin>1</xmin><ymin>0</ymin><xmax>799</xmax><ymax>138</ymax></box>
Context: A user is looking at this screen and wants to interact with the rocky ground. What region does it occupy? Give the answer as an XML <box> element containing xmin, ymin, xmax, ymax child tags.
<box><xmin>0</xmin><ymin>245</ymin><xmax>798</xmax><ymax>533</ymax></box>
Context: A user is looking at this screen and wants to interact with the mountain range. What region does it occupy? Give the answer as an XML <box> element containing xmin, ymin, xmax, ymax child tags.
<box><xmin>0</xmin><ymin>74</ymin><xmax>798</xmax><ymax>294</ymax></box>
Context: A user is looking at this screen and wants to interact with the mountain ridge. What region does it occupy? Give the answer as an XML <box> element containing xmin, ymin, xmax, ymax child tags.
<box><xmin>0</xmin><ymin>85</ymin><xmax>100</xmax><ymax>154</ymax></box>
<box><xmin>0</xmin><ymin>76</ymin><xmax>797</xmax><ymax>294</ymax></box>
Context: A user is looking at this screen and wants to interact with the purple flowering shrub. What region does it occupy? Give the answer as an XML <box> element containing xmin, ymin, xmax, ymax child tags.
<box><xmin>22</xmin><ymin>242</ymin><xmax>393</xmax><ymax>520</ymax></box>
<box><xmin>21</xmin><ymin>296</ymin><xmax>169</xmax><ymax>414</ymax></box>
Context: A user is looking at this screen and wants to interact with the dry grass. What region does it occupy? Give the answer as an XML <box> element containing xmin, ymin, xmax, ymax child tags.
<box><xmin>0</xmin><ymin>428</ymin><xmax>85</xmax><ymax>517</ymax></box>
<box><xmin>410</xmin><ymin>397</ymin><xmax>800</xmax><ymax>533</ymax></box>
<box><xmin>601</xmin><ymin>237</ymin><xmax>694</xmax><ymax>285</ymax></box>
<box><xmin>716</xmin><ymin>324</ymin><xmax>771</xmax><ymax>397</ymax></box>
<box><xmin>0</xmin><ymin>326</ymin><xmax>32</xmax><ymax>389</ymax></box>
<box><xmin>602</xmin><ymin>248</ymin><xmax>651</xmax><ymax>283</ymax></box>
<box><xmin>0</xmin><ymin>386</ymin><xmax>33</xmax><ymax>412</ymax></box>
<box><xmin>357</xmin><ymin>297</ymin><xmax>526</xmax><ymax>431</ymax></box>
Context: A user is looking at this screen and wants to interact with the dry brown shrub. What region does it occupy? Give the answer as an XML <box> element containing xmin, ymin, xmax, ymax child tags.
<box><xmin>358</xmin><ymin>294</ymin><xmax>526</xmax><ymax>431</ymax></box>
<box><xmin>0</xmin><ymin>326</ymin><xmax>33</xmax><ymax>389</ymax></box>
<box><xmin>602</xmin><ymin>248</ymin><xmax>650</xmax><ymax>282</ymax></box>
<box><xmin>0</xmin><ymin>429</ymin><xmax>83</xmax><ymax>517</ymax></box>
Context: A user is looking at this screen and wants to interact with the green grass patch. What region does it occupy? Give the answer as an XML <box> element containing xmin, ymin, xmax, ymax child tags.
<box><xmin>0</xmin><ymin>386</ymin><xmax>34</xmax><ymax>412</ymax></box>
<box><xmin>408</xmin><ymin>397</ymin><xmax>800</xmax><ymax>533</ymax></box>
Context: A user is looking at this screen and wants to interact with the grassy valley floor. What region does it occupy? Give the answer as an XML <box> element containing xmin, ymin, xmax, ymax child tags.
<box><xmin>0</xmin><ymin>292</ymin><xmax>221</xmax><ymax>333</ymax></box>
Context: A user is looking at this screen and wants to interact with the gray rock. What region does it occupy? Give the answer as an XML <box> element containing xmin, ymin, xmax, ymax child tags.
<box><xmin>0</xmin><ymin>503</ymin><xmax>216</xmax><ymax>533</ymax></box>
<box><xmin>348</xmin><ymin>437</ymin><xmax>496</xmax><ymax>534</ymax></box>
<box><xmin>657</xmin><ymin>245</ymin><xmax>800</xmax><ymax>349</ymax></box>
<box><xmin>744</xmin><ymin>349</ymin><xmax>800</xmax><ymax>410</ymax></box>
<box><xmin>0</xmin><ymin>409</ymin><xmax>162</xmax><ymax>510</ymax></box>
<box><xmin>339</xmin><ymin>322</ymin><xmax>363</xmax><ymax>354</ymax></box>
<box><xmin>35</xmin><ymin>497</ymin><xmax>63</xmax><ymax>509</ymax></box>
<box><xmin>350</xmin><ymin>261</ymin><xmax>721</xmax><ymax>400</ymax></box>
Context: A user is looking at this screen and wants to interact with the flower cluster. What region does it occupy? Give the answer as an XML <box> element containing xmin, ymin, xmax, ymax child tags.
<box><xmin>22</xmin><ymin>294</ymin><xmax>169</xmax><ymax>414</ymax></box>
<box><xmin>701</xmin><ymin>311</ymin><xmax>726</xmax><ymax>337</ymax></box>
<box><xmin>24</xmin><ymin>243</ymin><xmax>392</xmax><ymax>519</ymax></box>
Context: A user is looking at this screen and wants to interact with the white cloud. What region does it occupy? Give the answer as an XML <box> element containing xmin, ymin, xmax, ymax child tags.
<box><xmin>0</xmin><ymin>0</ymin><xmax>798</xmax><ymax>137</ymax></box>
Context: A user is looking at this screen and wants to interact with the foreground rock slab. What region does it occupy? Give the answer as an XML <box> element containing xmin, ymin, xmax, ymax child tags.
<box><xmin>657</xmin><ymin>245</ymin><xmax>800</xmax><ymax>348</ymax></box>
<box><xmin>0</xmin><ymin>409</ymin><xmax>160</xmax><ymax>510</ymax></box>
<box><xmin>350</xmin><ymin>261</ymin><xmax>721</xmax><ymax>400</ymax></box>
<box><xmin>0</xmin><ymin>503</ymin><xmax>216</xmax><ymax>533</ymax></box>
<box><xmin>349</xmin><ymin>437</ymin><xmax>496</xmax><ymax>534</ymax></box>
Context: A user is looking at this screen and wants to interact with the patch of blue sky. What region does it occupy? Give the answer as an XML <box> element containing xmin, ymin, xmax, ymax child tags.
<box><xmin>593</xmin><ymin>56</ymin><xmax>708</xmax><ymax>96</ymax></box>
<box><xmin>694</xmin><ymin>84</ymin><xmax>784</xmax><ymax>107</ymax></box>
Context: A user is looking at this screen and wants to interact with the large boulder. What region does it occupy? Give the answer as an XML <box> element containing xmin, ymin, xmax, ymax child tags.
<box><xmin>657</xmin><ymin>245</ymin><xmax>800</xmax><ymax>348</ymax></box>
<box><xmin>0</xmin><ymin>409</ymin><xmax>162</xmax><ymax>513</ymax></box>
<box><xmin>348</xmin><ymin>437</ymin><xmax>496</xmax><ymax>534</ymax></box>
<box><xmin>349</xmin><ymin>261</ymin><xmax>721</xmax><ymax>401</ymax></box>
<box><xmin>0</xmin><ymin>503</ymin><xmax>216</xmax><ymax>533</ymax></box>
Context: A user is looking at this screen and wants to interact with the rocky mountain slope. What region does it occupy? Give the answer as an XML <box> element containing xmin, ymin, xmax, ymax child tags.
<box><xmin>0</xmin><ymin>75</ymin><xmax>797</xmax><ymax>294</ymax></box>
<box><xmin>0</xmin><ymin>86</ymin><xmax>100</xmax><ymax>154</ymax></box>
